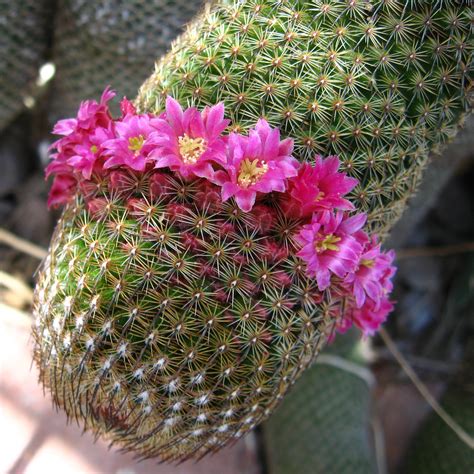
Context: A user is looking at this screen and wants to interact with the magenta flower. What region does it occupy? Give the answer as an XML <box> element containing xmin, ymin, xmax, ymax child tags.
<box><xmin>151</xmin><ymin>96</ymin><xmax>229</xmax><ymax>180</ymax></box>
<box><xmin>103</xmin><ymin>114</ymin><xmax>160</xmax><ymax>172</ymax></box>
<box><xmin>52</xmin><ymin>118</ymin><xmax>78</xmax><ymax>137</ymax></box>
<box><xmin>120</xmin><ymin>97</ymin><xmax>137</xmax><ymax>118</ymax></box>
<box><xmin>75</xmin><ymin>87</ymin><xmax>115</xmax><ymax>130</ymax></box>
<box><xmin>46</xmin><ymin>87</ymin><xmax>115</xmax><ymax>179</ymax></box>
<box><xmin>296</xmin><ymin>211</ymin><xmax>366</xmax><ymax>290</ymax></box>
<box><xmin>215</xmin><ymin>119</ymin><xmax>298</xmax><ymax>212</ymax></box>
<box><xmin>344</xmin><ymin>237</ymin><xmax>397</xmax><ymax>308</ymax></box>
<box><xmin>67</xmin><ymin>126</ymin><xmax>114</xmax><ymax>179</ymax></box>
<box><xmin>47</xmin><ymin>174</ymin><xmax>77</xmax><ymax>208</ymax></box>
<box><xmin>284</xmin><ymin>156</ymin><xmax>358</xmax><ymax>219</ymax></box>
<box><xmin>348</xmin><ymin>297</ymin><xmax>394</xmax><ymax>336</ymax></box>
<box><xmin>45</xmin><ymin>154</ymin><xmax>72</xmax><ymax>178</ymax></box>
<box><xmin>53</xmin><ymin>86</ymin><xmax>115</xmax><ymax>137</ymax></box>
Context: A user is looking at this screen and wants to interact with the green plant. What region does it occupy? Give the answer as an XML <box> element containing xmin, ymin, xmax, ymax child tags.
<box><xmin>137</xmin><ymin>0</ymin><xmax>472</xmax><ymax>236</ymax></box>
<box><xmin>33</xmin><ymin>171</ymin><xmax>333</xmax><ymax>461</ymax></box>
<box><xmin>33</xmin><ymin>0</ymin><xmax>472</xmax><ymax>462</ymax></box>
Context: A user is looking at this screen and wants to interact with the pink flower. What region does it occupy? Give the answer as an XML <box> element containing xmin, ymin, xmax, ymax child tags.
<box><xmin>347</xmin><ymin>297</ymin><xmax>394</xmax><ymax>336</ymax></box>
<box><xmin>47</xmin><ymin>174</ymin><xmax>77</xmax><ymax>208</ymax></box>
<box><xmin>151</xmin><ymin>96</ymin><xmax>229</xmax><ymax>180</ymax></box>
<box><xmin>52</xmin><ymin>118</ymin><xmax>78</xmax><ymax>137</ymax></box>
<box><xmin>76</xmin><ymin>87</ymin><xmax>115</xmax><ymax>130</ymax></box>
<box><xmin>103</xmin><ymin>114</ymin><xmax>159</xmax><ymax>172</ymax></box>
<box><xmin>283</xmin><ymin>156</ymin><xmax>358</xmax><ymax>219</ymax></box>
<box><xmin>215</xmin><ymin>119</ymin><xmax>298</xmax><ymax>212</ymax></box>
<box><xmin>46</xmin><ymin>87</ymin><xmax>116</xmax><ymax>179</ymax></box>
<box><xmin>45</xmin><ymin>154</ymin><xmax>72</xmax><ymax>178</ymax></box>
<box><xmin>120</xmin><ymin>97</ymin><xmax>137</xmax><ymax>118</ymax></box>
<box><xmin>53</xmin><ymin>87</ymin><xmax>115</xmax><ymax>138</ymax></box>
<box><xmin>296</xmin><ymin>212</ymin><xmax>366</xmax><ymax>290</ymax></box>
<box><xmin>67</xmin><ymin>126</ymin><xmax>113</xmax><ymax>179</ymax></box>
<box><xmin>344</xmin><ymin>237</ymin><xmax>397</xmax><ymax>308</ymax></box>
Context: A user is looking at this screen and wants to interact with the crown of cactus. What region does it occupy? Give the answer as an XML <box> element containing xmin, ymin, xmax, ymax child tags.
<box><xmin>33</xmin><ymin>0</ymin><xmax>472</xmax><ymax>463</ymax></box>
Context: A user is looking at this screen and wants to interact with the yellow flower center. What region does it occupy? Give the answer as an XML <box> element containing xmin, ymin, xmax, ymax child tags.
<box><xmin>361</xmin><ymin>258</ymin><xmax>375</xmax><ymax>268</ymax></box>
<box><xmin>238</xmin><ymin>158</ymin><xmax>269</xmax><ymax>188</ymax></box>
<box><xmin>128</xmin><ymin>135</ymin><xmax>145</xmax><ymax>154</ymax></box>
<box><xmin>90</xmin><ymin>145</ymin><xmax>98</xmax><ymax>154</ymax></box>
<box><xmin>178</xmin><ymin>134</ymin><xmax>207</xmax><ymax>164</ymax></box>
<box><xmin>315</xmin><ymin>234</ymin><xmax>341</xmax><ymax>253</ymax></box>
<box><xmin>315</xmin><ymin>191</ymin><xmax>325</xmax><ymax>201</ymax></box>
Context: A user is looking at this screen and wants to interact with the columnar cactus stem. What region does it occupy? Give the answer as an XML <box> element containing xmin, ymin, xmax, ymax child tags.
<box><xmin>137</xmin><ymin>0</ymin><xmax>472</xmax><ymax>236</ymax></box>
<box><xmin>33</xmin><ymin>171</ymin><xmax>335</xmax><ymax>461</ymax></box>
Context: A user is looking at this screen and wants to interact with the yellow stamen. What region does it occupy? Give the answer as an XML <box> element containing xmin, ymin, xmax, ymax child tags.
<box><xmin>238</xmin><ymin>158</ymin><xmax>268</xmax><ymax>188</ymax></box>
<box><xmin>361</xmin><ymin>258</ymin><xmax>375</xmax><ymax>268</ymax></box>
<box><xmin>178</xmin><ymin>134</ymin><xmax>206</xmax><ymax>164</ymax></box>
<box><xmin>128</xmin><ymin>135</ymin><xmax>145</xmax><ymax>154</ymax></box>
<box><xmin>90</xmin><ymin>145</ymin><xmax>98</xmax><ymax>154</ymax></box>
<box><xmin>315</xmin><ymin>191</ymin><xmax>325</xmax><ymax>202</ymax></box>
<box><xmin>315</xmin><ymin>234</ymin><xmax>341</xmax><ymax>253</ymax></box>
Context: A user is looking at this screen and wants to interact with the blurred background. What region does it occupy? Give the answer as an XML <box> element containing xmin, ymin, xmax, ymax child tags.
<box><xmin>0</xmin><ymin>1</ymin><xmax>473</xmax><ymax>473</ymax></box>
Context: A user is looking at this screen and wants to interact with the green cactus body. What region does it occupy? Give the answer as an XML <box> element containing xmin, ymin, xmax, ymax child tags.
<box><xmin>33</xmin><ymin>0</ymin><xmax>472</xmax><ymax>463</ymax></box>
<box><xmin>137</xmin><ymin>0</ymin><xmax>472</xmax><ymax>236</ymax></box>
<box><xmin>404</xmin><ymin>385</ymin><xmax>474</xmax><ymax>473</ymax></box>
<box><xmin>33</xmin><ymin>172</ymin><xmax>333</xmax><ymax>461</ymax></box>
<box><xmin>264</xmin><ymin>332</ymin><xmax>377</xmax><ymax>474</ymax></box>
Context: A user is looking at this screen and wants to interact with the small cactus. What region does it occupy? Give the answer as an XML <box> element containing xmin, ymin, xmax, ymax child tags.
<box><xmin>33</xmin><ymin>0</ymin><xmax>472</xmax><ymax>463</ymax></box>
<box><xmin>34</xmin><ymin>170</ymin><xmax>334</xmax><ymax>460</ymax></box>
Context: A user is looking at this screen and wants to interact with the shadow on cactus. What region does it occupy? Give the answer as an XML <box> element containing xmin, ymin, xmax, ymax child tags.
<box><xmin>33</xmin><ymin>0</ymin><xmax>472</xmax><ymax>463</ymax></box>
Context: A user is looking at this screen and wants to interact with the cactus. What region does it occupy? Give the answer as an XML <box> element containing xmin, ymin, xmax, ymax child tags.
<box><xmin>35</xmin><ymin>92</ymin><xmax>348</xmax><ymax>461</ymax></box>
<box><xmin>264</xmin><ymin>331</ymin><xmax>377</xmax><ymax>474</ymax></box>
<box><xmin>137</xmin><ymin>0</ymin><xmax>472</xmax><ymax>236</ymax></box>
<box><xmin>404</xmin><ymin>383</ymin><xmax>474</xmax><ymax>473</ymax></box>
<box><xmin>33</xmin><ymin>0</ymin><xmax>472</xmax><ymax>463</ymax></box>
<box><xmin>33</xmin><ymin>164</ymin><xmax>336</xmax><ymax>461</ymax></box>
